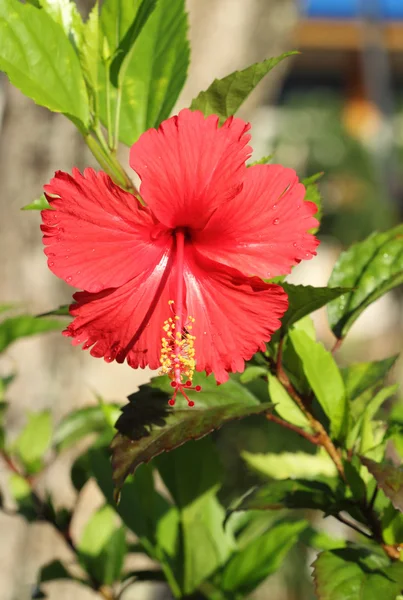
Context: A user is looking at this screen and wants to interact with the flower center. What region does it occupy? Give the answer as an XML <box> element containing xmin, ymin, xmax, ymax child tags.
<box><xmin>159</xmin><ymin>229</ymin><xmax>201</xmax><ymax>407</ymax></box>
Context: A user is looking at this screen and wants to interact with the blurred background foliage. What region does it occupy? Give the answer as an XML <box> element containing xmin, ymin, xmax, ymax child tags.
<box><xmin>0</xmin><ymin>1</ymin><xmax>403</xmax><ymax>600</ymax></box>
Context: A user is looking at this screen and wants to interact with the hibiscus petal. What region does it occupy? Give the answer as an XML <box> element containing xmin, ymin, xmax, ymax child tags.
<box><xmin>41</xmin><ymin>168</ymin><xmax>170</xmax><ymax>293</ymax></box>
<box><xmin>193</xmin><ymin>164</ymin><xmax>319</xmax><ymax>279</ymax></box>
<box><xmin>64</xmin><ymin>246</ymin><xmax>176</xmax><ymax>369</ymax></box>
<box><xmin>130</xmin><ymin>108</ymin><xmax>252</xmax><ymax>229</ymax></box>
<box><xmin>183</xmin><ymin>249</ymin><xmax>288</xmax><ymax>384</ymax></box>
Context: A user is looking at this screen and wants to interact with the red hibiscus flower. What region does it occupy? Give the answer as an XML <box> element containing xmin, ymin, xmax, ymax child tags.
<box><xmin>41</xmin><ymin>109</ymin><xmax>319</xmax><ymax>406</ymax></box>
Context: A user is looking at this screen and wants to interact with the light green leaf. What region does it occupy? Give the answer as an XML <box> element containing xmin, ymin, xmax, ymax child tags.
<box><xmin>221</xmin><ymin>519</ymin><xmax>307</xmax><ymax>595</ymax></box>
<box><xmin>78</xmin><ymin>505</ymin><xmax>126</xmax><ymax>585</ymax></box>
<box><xmin>0</xmin><ymin>315</ymin><xmax>62</xmax><ymax>353</ymax></box>
<box><xmin>328</xmin><ymin>224</ymin><xmax>403</xmax><ymax>339</ymax></box>
<box><xmin>190</xmin><ymin>51</ymin><xmax>297</xmax><ymax>123</ymax></box>
<box><xmin>280</xmin><ymin>284</ymin><xmax>349</xmax><ymax>334</ymax></box>
<box><xmin>0</xmin><ymin>0</ymin><xmax>89</xmax><ymax>127</ymax></box>
<box><xmin>289</xmin><ymin>329</ymin><xmax>347</xmax><ymax>439</ymax></box>
<box><xmin>242</xmin><ymin>449</ymin><xmax>337</xmax><ymax>480</ymax></box>
<box><xmin>14</xmin><ymin>411</ymin><xmax>52</xmax><ymax>471</ymax></box>
<box><xmin>21</xmin><ymin>194</ymin><xmax>51</xmax><ymax>211</ymax></box>
<box><xmin>100</xmin><ymin>0</ymin><xmax>189</xmax><ymax>145</ymax></box>
<box><xmin>313</xmin><ymin>547</ymin><xmax>403</xmax><ymax>600</ymax></box>
<box><xmin>38</xmin><ymin>0</ymin><xmax>82</xmax><ymax>42</ymax></box>
<box><xmin>268</xmin><ymin>372</ymin><xmax>310</xmax><ymax>429</ymax></box>
<box><xmin>302</xmin><ymin>172</ymin><xmax>323</xmax><ymax>229</ymax></box>
<box><xmin>247</xmin><ymin>154</ymin><xmax>273</xmax><ymax>167</ymax></box>
<box><xmin>53</xmin><ymin>404</ymin><xmax>118</xmax><ymax>450</ymax></box>
<box><xmin>77</xmin><ymin>2</ymin><xmax>99</xmax><ymax>101</ymax></box>
<box><xmin>347</xmin><ymin>385</ymin><xmax>398</xmax><ymax>448</ymax></box>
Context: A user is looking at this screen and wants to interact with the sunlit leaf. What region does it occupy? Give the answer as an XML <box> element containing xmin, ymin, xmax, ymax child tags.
<box><xmin>0</xmin><ymin>0</ymin><xmax>89</xmax><ymax>127</ymax></box>
<box><xmin>242</xmin><ymin>449</ymin><xmax>336</xmax><ymax>480</ymax></box>
<box><xmin>21</xmin><ymin>194</ymin><xmax>51</xmax><ymax>211</ymax></box>
<box><xmin>111</xmin><ymin>377</ymin><xmax>270</xmax><ymax>496</ymax></box>
<box><xmin>100</xmin><ymin>0</ymin><xmax>189</xmax><ymax>145</ymax></box>
<box><xmin>313</xmin><ymin>547</ymin><xmax>403</xmax><ymax>600</ymax></box>
<box><xmin>289</xmin><ymin>329</ymin><xmax>348</xmax><ymax>439</ymax></box>
<box><xmin>13</xmin><ymin>411</ymin><xmax>52</xmax><ymax>472</ymax></box>
<box><xmin>280</xmin><ymin>284</ymin><xmax>349</xmax><ymax>334</ymax></box>
<box><xmin>328</xmin><ymin>225</ymin><xmax>403</xmax><ymax>339</ymax></box>
<box><xmin>190</xmin><ymin>51</ymin><xmax>297</xmax><ymax>123</ymax></box>
<box><xmin>268</xmin><ymin>372</ymin><xmax>310</xmax><ymax>429</ymax></box>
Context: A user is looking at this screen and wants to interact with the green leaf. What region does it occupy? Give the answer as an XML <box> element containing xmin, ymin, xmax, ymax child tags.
<box><xmin>100</xmin><ymin>0</ymin><xmax>189</xmax><ymax>146</ymax></box>
<box><xmin>381</xmin><ymin>504</ymin><xmax>403</xmax><ymax>545</ymax></box>
<box><xmin>14</xmin><ymin>411</ymin><xmax>52</xmax><ymax>472</ymax></box>
<box><xmin>0</xmin><ymin>315</ymin><xmax>62</xmax><ymax>353</ymax></box>
<box><xmin>21</xmin><ymin>194</ymin><xmax>51</xmax><ymax>211</ymax></box>
<box><xmin>229</xmin><ymin>478</ymin><xmax>336</xmax><ymax>514</ymax></box>
<box><xmin>38</xmin><ymin>305</ymin><xmax>70</xmax><ymax>317</ymax></box>
<box><xmin>302</xmin><ymin>172</ymin><xmax>323</xmax><ymax>229</ymax></box>
<box><xmin>39</xmin><ymin>559</ymin><xmax>74</xmax><ymax>583</ymax></box>
<box><xmin>109</xmin><ymin>0</ymin><xmax>157</xmax><ymax>86</ymax></box>
<box><xmin>0</xmin><ymin>0</ymin><xmax>89</xmax><ymax>127</ymax></box>
<box><xmin>267</xmin><ymin>372</ymin><xmax>310</xmax><ymax>429</ymax></box>
<box><xmin>190</xmin><ymin>51</ymin><xmax>297</xmax><ymax>122</ymax></box>
<box><xmin>361</xmin><ymin>457</ymin><xmax>403</xmax><ymax>513</ymax></box>
<box><xmin>348</xmin><ymin>385</ymin><xmax>398</xmax><ymax>448</ymax></box>
<box><xmin>9</xmin><ymin>473</ymin><xmax>37</xmax><ymax>521</ymax></box>
<box><xmin>289</xmin><ymin>329</ymin><xmax>348</xmax><ymax>439</ymax></box>
<box><xmin>37</xmin><ymin>0</ymin><xmax>82</xmax><ymax>41</ymax></box>
<box><xmin>280</xmin><ymin>284</ymin><xmax>349</xmax><ymax>334</ymax></box>
<box><xmin>328</xmin><ymin>225</ymin><xmax>403</xmax><ymax>339</ymax></box>
<box><xmin>240</xmin><ymin>366</ymin><xmax>267</xmax><ymax>384</ymax></box>
<box><xmin>76</xmin><ymin>2</ymin><xmax>99</xmax><ymax>101</ymax></box>
<box><xmin>221</xmin><ymin>519</ymin><xmax>307</xmax><ymax>595</ymax></box>
<box><xmin>342</xmin><ymin>356</ymin><xmax>398</xmax><ymax>401</ymax></box>
<box><xmin>156</xmin><ymin>439</ymin><xmax>235</xmax><ymax>594</ymax></box>
<box><xmin>112</xmin><ymin>393</ymin><xmax>271</xmax><ymax>497</ymax></box>
<box><xmin>247</xmin><ymin>154</ymin><xmax>273</xmax><ymax>167</ymax></box>
<box><xmin>313</xmin><ymin>547</ymin><xmax>403</xmax><ymax>600</ymax></box>
<box><xmin>78</xmin><ymin>505</ymin><xmax>126</xmax><ymax>585</ymax></box>
<box><xmin>53</xmin><ymin>404</ymin><xmax>119</xmax><ymax>450</ymax></box>
<box><xmin>242</xmin><ymin>449</ymin><xmax>337</xmax><ymax>480</ymax></box>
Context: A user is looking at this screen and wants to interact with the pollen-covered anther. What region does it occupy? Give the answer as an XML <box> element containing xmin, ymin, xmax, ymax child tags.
<box><xmin>159</xmin><ymin>307</ymin><xmax>201</xmax><ymax>407</ymax></box>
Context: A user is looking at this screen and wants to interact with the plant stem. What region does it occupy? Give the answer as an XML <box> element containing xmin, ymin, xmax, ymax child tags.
<box><xmin>265</xmin><ymin>413</ymin><xmax>321</xmax><ymax>446</ymax></box>
<box><xmin>335</xmin><ymin>513</ymin><xmax>373</xmax><ymax>540</ymax></box>
<box><xmin>113</xmin><ymin>87</ymin><xmax>123</xmax><ymax>152</ymax></box>
<box><xmin>276</xmin><ymin>338</ymin><xmax>345</xmax><ymax>481</ymax></box>
<box><xmin>104</xmin><ymin>61</ymin><xmax>114</xmax><ymax>150</ymax></box>
<box><xmin>84</xmin><ymin>132</ymin><xmax>136</xmax><ymax>194</ymax></box>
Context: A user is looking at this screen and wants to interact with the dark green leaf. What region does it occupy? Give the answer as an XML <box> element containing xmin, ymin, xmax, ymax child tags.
<box><xmin>361</xmin><ymin>457</ymin><xmax>403</xmax><ymax>513</ymax></box>
<box><xmin>328</xmin><ymin>225</ymin><xmax>403</xmax><ymax>339</ymax></box>
<box><xmin>190</xmin><ymin>52</ymin><xmax>297</xmax><ymax>122</ymax></box>
<box><xmin>111</xmin><ymin>377</ymin><xmax>272</xmax><ymax>500</ymax></box>
<box><xmin>313</xmin><ymin>547</ymin><xmax>403</xmax><ymax>600</ymax></box>
<box><xmin>38</xmin><ymin>305</ymin><xmax>70</xmax><ymax>317</ymax></box>
<box><xmin>100</xmin><ymin>0</ymin><xmax>189</xmax><ymax>146</ymax></box>
<box><xmin>54</xmin><ymin>404</ymin><xmax>119</xmax><ymax>450</ymax></box>
<box><xmin>0</xmin><ymin>315</ymin><xmax>62</xmax><ymax>353</ymax></box>
<box><xmin>239</xmin><ymin>366</ymin><xmax>267</xmax><ymax>384</ymax></box>
<box><xmin>289</xmin><ymin>329</ymin><xmax>348</xmax><ymax>439</ymax></box>
<box><xmin>221</xmin><ymin>519</ymin><xmax>307</xmax><ymax>595</ymax></box>
<box><xmin>280</xmin><ymin>284</ymin><xmax>349</xmax><ymax>333</ymax></box>
<box><xmin>8</xmin><ymin>474</ymin><xmax>37</xmax><ymax>521</ymax></box>
<box><xmin>342</xmin><ymin>356</ymin><xmax>398</xmax><ymax>401</ymax></box>
<box><xmin>0</xmin><ymin>0</ymin><xmax>89</xmax><ymax>127</ymax></box>
<box><xmin>21</xmin><ymin>195</ymin><xmax>51</xmax><ymax>211</ymax></box>
<box><xmin>229</xmin><ymin>478</ymin><xmax>336</xmax><ymax>514</ymax></box>
<box><xmin>381</xmin><ymin>504</ymin><xmax>403</xmax><ymax>545</ymax></box>
<box><xmin>39</xmin><ymin>560</ymin><xmax>73</xmax><ymax>583</ymax></box>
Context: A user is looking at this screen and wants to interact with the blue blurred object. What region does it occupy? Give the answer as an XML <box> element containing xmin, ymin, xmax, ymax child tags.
<box><xmin>302</xmin><ymin>0</ymin><xmax>403</xmax><ymax>19</ymax></box>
